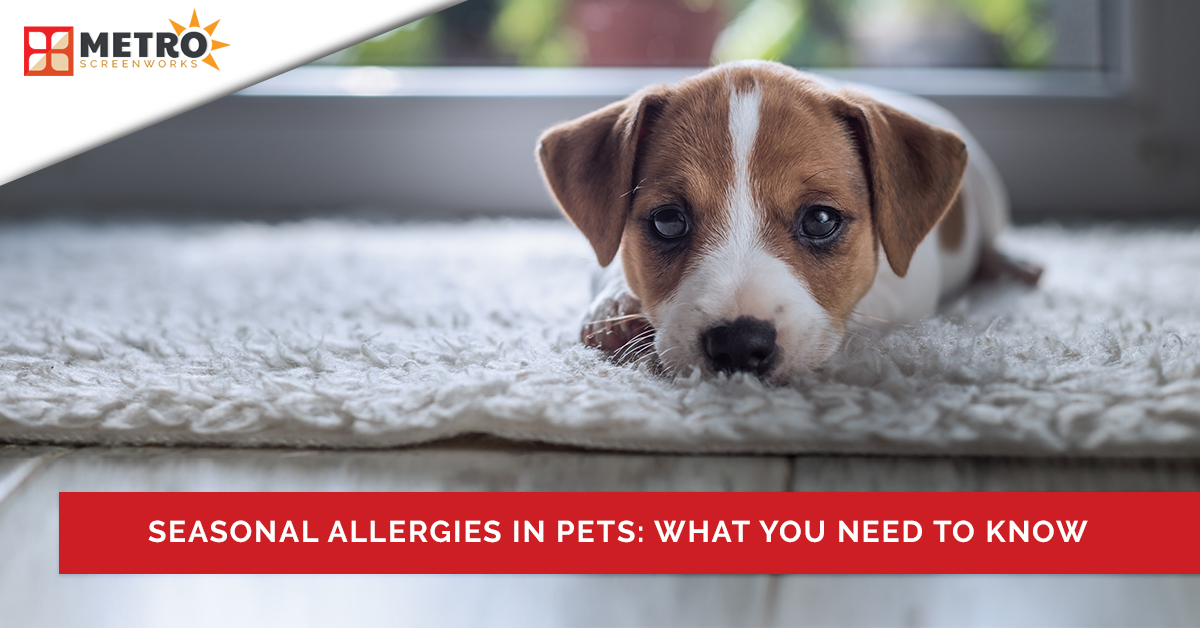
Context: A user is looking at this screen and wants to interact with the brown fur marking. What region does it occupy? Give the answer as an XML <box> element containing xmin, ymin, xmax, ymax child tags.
<box><xmin>938</xmin><ymin>192</ymin><xmax>965</xmax><ymax>251</ymax></box>
<box><xmin>832</xmin><ymin>88</ymin><xmax>967</xmax><ymax>277</ymax></box>
<box><xmin>620</xmin><ymin>71</ymin><xmax>735</xmax><ymax>314</ymax></box>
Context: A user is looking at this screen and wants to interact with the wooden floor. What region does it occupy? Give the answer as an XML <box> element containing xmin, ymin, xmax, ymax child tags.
<box><xmin>2</xmin><ymin>443</ymin><xmax>1199</xmax><ymax>627</ymax></box>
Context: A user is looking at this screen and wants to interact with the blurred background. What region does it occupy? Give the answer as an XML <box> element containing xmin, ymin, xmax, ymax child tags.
<box><xmin>311</xmin><ymin>0</ymin><xmax>1094</xmax><ymax>70</ymax></box>
<box><xmin>0</xmin><ymin>0</ymin><xmax>1196</xmax><ymax>222</ymax></box>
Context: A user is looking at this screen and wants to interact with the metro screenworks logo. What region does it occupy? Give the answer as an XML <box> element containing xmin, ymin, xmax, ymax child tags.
<box><xmin>23</xmin><ymin>10</ymin><xmax>229</xmax><ymax>77</ymax></box>
<box><xmin>25</xmin><ymin>27</ymin><xmax>74</xmax><ymax>76</ymax></box>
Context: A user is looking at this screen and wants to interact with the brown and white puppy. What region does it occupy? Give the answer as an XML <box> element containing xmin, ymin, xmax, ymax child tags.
<box><xmin>538</xmin><ymin>61</ymin><xmax>1037</xmax><ymax>382</ymax></box>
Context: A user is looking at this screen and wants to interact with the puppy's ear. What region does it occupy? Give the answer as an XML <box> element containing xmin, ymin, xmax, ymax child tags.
<box><xmin>834</xmin><ymin>89</ymin><xmax>967</xmax><ymax>277</ymax></box>
<box><xmin>537</xmin><ymin>87</ymin><xmax>668</xmax><ymax>267</ymax></box>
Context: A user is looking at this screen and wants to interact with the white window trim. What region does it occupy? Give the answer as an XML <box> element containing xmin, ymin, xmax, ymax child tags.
<box><xmin>239</xmin><ymin>65</ymin><xmax>1125</xmax><ymax>100</ymax></box>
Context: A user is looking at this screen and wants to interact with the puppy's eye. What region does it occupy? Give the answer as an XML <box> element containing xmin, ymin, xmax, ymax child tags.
<box><xmin>650</xmin><ymin>205</ymin><xmax>689</xmax><ymax>239</ymax></box>
<box><xmin>796</xmin><ymin>206</ymin><xmax>842</xmax><ymax>240</ymax></box>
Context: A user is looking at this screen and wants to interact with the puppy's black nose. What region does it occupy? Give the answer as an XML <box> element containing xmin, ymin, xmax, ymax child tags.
<box><xmin>703</xmin><ymin>317</ymin><xmax>778</xmax><ymax>376</ymax></box>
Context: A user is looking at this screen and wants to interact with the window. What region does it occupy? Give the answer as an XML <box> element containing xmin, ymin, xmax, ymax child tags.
<box><xmin>289</xmin><ymin>0</ymin><xmax>1122</xmax><ymax>100</ymax></box>
<box><xmin>5</xmin><ymin>1</ymin><xmax>1198</xmax><ymax>221</ymax></box>
<box><xmin>312</xmin><ymin>0</ymin><xmax>1104</xmax><ymax>71</ymax></box>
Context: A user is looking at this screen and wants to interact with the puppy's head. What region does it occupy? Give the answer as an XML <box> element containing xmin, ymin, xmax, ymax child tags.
<box><xmin>538</xmin><ymin>61</ymin><xmax>966</xmax><ymax>381</ymax></box>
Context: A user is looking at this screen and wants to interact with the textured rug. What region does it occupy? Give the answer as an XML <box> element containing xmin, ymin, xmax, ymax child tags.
<box><xmin>1</xmin><ymin>219</ymin><xmax>1199</xmax><ymax>456</ymax></box>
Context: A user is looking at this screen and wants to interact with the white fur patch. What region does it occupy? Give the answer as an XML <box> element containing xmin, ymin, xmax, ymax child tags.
<box><xmin>652</xmin><ymin>82</ymin><xmax>841</xmax><ymax>379</ymax></box>
<box><xmin>725</xmin><ymin>86</ymin><xmax>761</xmax><ymax>250</ymax></box>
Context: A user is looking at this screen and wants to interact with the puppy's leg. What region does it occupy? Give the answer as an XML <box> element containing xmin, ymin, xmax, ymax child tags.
<box><xmin>975</xmin><ymin>245</ymin><xmax>1043</xmax><ymax>286</ymax></box>
<box><xmin>580</xmin><ymin>260</ymin><xmax>654</xmax><ymax>360</ymax></box>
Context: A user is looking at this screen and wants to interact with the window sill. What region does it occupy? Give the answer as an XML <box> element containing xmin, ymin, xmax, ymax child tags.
<box><xmin>238</xmin><ymin>66</ymin><xmax>1127</xmax><ymax>100</ymax></box>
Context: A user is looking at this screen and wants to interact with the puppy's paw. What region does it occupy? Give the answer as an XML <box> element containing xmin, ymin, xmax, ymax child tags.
<box><xmin>580</xmin><ymin>291</ymin><xmax>655</xmax><ymax>362</ymax></box>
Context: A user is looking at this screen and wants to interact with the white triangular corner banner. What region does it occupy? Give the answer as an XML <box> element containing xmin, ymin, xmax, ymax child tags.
<box><xmin>1</xmin><ymin>0</ymin><xmax>462</xmax><ymax>185</ymax></box>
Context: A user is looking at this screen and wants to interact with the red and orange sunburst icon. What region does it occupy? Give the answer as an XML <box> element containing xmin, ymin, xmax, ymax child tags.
<box><xmin>169</xmin><ymin>9</ymin><xmax>229</xmax><ymax>70</ymax></box>
<box><xmin>24</xmin><ymin>27</ymin><xmax>74</xmax><ymax>76</ymax></box>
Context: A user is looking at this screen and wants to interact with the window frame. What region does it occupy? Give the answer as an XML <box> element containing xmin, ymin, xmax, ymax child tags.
<box><xmin>4</xmin><ymin>0</ymin><xmax>1198</xmax><ymax>221</ymax></box>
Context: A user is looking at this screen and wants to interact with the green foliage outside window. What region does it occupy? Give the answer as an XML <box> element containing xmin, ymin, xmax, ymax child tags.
<box><xmin>314</xmin><ymin>0</ymin><xmax>1057</xmax><ymax>69</ymax></box>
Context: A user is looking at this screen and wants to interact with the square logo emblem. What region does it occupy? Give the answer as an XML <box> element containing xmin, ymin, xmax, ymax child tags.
<box><xmin>25</xmin><ymin>26</ymin><xmax>74</xmax><ymax>76</ymax></box>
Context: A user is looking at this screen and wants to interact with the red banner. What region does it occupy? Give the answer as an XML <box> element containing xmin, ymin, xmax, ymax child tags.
<box><xmin>59</xmin><ymin>492</ymin><xmax>1200</xmax><ymax>574</ymax></box>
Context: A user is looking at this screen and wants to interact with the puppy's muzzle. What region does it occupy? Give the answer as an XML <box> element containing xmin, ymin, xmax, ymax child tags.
<box><xmin>702</xmin><ymin>316</ymin><xmax>778</xmax><ymax>376</ymax></box>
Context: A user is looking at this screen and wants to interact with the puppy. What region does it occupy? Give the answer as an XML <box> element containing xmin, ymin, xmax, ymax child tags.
<box><xmin>538</xmin><ymin>61</ymin><xmax>1038</xmax><ymax>382</ymax></box>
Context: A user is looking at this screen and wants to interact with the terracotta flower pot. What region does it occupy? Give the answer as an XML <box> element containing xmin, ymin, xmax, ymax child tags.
<box><xmin>572</xmin><ymin>0</ymin><xmax>726</xmax><ymax>67</ymax></box>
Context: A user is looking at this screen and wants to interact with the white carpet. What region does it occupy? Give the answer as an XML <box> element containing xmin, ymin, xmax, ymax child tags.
<box><xmin>1</xmin><ymin>219</ymin><xmax>1198</xmax><ymax>456</ymax></box>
